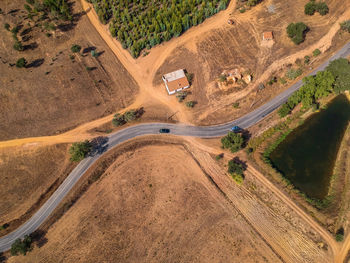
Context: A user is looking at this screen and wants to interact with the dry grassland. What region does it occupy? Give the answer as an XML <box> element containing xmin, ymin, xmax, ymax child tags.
<box><xmin>0</xmin><ymin>0</ymin><xmax>138</xmax><ymax>140</ymax></box>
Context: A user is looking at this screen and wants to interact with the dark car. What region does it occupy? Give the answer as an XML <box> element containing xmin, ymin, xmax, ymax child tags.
<box><xmin>159</xmin><ymin>128</ymin><xmax>170</xmax><ymax>133</ymax></box>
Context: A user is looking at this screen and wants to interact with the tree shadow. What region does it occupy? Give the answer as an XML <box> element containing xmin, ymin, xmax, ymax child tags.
<box><xmin>0</xmin><ymin>252</ymin><xmax>7</xmax><ymax>263</ymax></box>
<box><xmin>30</xmin><ymin>229</ymin><xmax>48</xmax><ymax>248</ymax></box>
<box><xmin>23</xmin><ymin>42</ymin><xmax>38</xmax><ymax>51</ymax></box>
<box><xmin>22</xmin><ymin>34</ymin><xmax>32</xmax><ymax>42</ymax></box>
<box><xmin>241</xmin><ymin>129</ymin><xmax>252</xmax><ymax>148</ymax></box>
<box><xmin>20</xmin><ymin>27</ymin><xmax>32</xmax><ymax>36</ymax></box>
<box><xmin>27</xmin><ymin>58</ymin><xmax>44</xmax><ymax>68</ymax></box>
<box><xmin>135</xmin><ymin>107</ymin><xmax>145</xmax><ymax>119</ymax></box>
<box><xmin>83</xmin><ymin>46</ymin><xmax>96</xmax><ymax>54</ymax></box>
<box><xmin>89</xmin><ymin>136</ymin><xmax>109</xmax><ymax>156</ymax></box>
<box><xmin>8</xmin><ymin>9</ymin><xmax>19</xmax><ymax>14</ymax></box>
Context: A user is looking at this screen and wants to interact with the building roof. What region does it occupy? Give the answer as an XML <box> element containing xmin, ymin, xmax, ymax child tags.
<box><xmin>163</xmin><ymin>69</ymin><xmax>186</xmax><ymax>82</ymax></box>
<box><xmin>263</xmin><ymin>31</ymin><xmax>273</xmax><ymax>40</ymax></box>
<box><xmin>163</xmin><ymin>69</ymin><xmax>190</xmax><ymax>93</ymax></box>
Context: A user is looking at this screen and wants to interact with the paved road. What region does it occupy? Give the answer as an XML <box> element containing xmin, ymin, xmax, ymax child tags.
<box><xmin>1</xmin><ymin>42</ymin><xmax>350</xmax><ymax>252</ymax></box>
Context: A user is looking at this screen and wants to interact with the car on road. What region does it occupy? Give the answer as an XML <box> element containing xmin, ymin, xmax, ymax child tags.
<box><xmin>159</xmin><ymin>128</ymin><xmax>170</xmax><ymax>133</ymax></box>
<box><xmin>231</xmin><ymin>126</ymin><xmax>242</xmax><ymax>133</ymax></box>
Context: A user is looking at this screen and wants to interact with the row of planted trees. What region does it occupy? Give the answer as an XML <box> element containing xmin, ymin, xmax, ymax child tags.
<box><xmin>88</xmin><ymin>0</ymin><xmax>229</xmax><ymax>57</ymax></box>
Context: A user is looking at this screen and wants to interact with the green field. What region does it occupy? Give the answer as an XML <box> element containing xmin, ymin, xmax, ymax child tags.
<box><xmin>88</xmin><ymin>0</ymin><xmax>229</xmax><ymax>57</ymax></box>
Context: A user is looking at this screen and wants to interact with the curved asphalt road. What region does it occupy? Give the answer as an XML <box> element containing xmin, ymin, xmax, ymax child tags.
<box><xmin>1</xmin><ymin>43</ymin><xmax>350</xmax><ymax>252</ymax></box>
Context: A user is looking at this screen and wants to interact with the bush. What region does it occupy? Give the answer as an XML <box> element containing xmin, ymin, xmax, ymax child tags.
<box><xmin>232</xmin><ymin>102</ymin><xmax>240</xmax><ymax>108</ymax></box>
<box><xmin>4</xmin><ymin>23</ymin><xmax>10</xmax><ymax>31</ymax></box>
<box><xmin>185</xmin><ymin>72</ymin><xmax>194</xmax><ymax>84</ymax></box>
<box><xmin>71</xmin><ymin>44</ymin><xmax>81</xmax><ymax>53</ymax></box>
<box><xmin>278</xmin><ymin>103</ymin><xmax>291</xmax><ymax>117</ymax></box>
<box><xmin>286</xmin><ymin>22</ymin><xmax>308</xmax><ymax>45</ymax></box>
<box><xmin>219</xmin><ymin>74</ymin><xmax>227</xmax><ymax>82</ymax></box>
<box><xmin>112</xmin><ymin>110</ymin><xmax>138</xmax><ymax>126</ymax></box>
<box><xmin>304</xmin><ymin>1</ymin><xmax>316</xmax><ymax>15</ymax></box>
<box><xmin>313</xmin><ymin>48</ymin><xmax>321</xmax><ymax>56</ymax></box>
<box><xmin>316</xmin><ymin>2</ymin><xmax>329</xmax><ymax>16</ymax></box>
<box><xmin>304</xmin><ymin>55</ymin><xmax>310</xmax><ymax>65</ymax></box>
<box><xmin>16</xmin><ymin>57</ymin><xmax>27</xmax><ymax>68</ymax></box>
<box><xmin>123</xmin><ymin>110</ymin><xmax>137</xmax><ymax>122</ymax></box>
<box><xmin>185</xmin><ymin>101</ymin><xmax>196</xmax><ymax>108</ymax></box>
<box><xmin>69</xmin><ymin>140</ymin><xmax>92</xmax><ymax>162</ymax></box>
<box><xmin>221</xmin><ymin>132</ymin><xmax>244</xmax><ymax>153</ymax></box>
<box><xmin>336</xmin><ymin>228</ymin><xmax>344</xmax><ymax>242</ymax></box>
<box><xmin>340</xmin><ymin>20</ymin><xmax>350</xmax><ymax>33</ymax></box>
<box><xmin>286</xmin><ymin>68</ymin><xmax>302</xmax><ymax>80</ymax></box>
<box><xmin>215</xmin><ymin>154</ymin><xmax>223</xmax><ymax>160</ymax></box>
<box><xmin>176</xmin><ymin>91</ymin><xmax>188</xmax><ymax>102</ymax></box>
<box><xmin>228</xmin><ymin>158</ymin><xmax>246</xmax><ymax>184</ymax></box>
<box><xmin>13</xmin><ymin>41</ymin><xmax>24</xmax><ymax>51</ymax></box>
<box><xmin>10</xmin><ymin>235</ymin><xmax>32</xmax><ymax>256</ymax></box>
<box><xmin>112</xmin><ymin>113</ymin><xmax>125</xmax><ymax>126</ymax></box>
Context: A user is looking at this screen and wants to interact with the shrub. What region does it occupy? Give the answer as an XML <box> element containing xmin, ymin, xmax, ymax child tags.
<box><xmin>228</xmin><ymin>159</ymin><xmax>244</xmax><ymax>175</ymax></box>
<box><xmin>185</xmin><ymin>101</ymin><xmax>196</xmax><ymax>108</ymax></box>
<box><xmin>4</xmin><ymin>23</ymin><xmax>10</xmax><ymax>31</ymax></box>
<box><xmin>69</xmin><ymin>140</ymin><xmax>92</xmax><ymax>162</ymax></box>
<box><xmin>239</xmin><ymin>7</ymin><xmax>246</xmax><ymax>13</ymax></box>
<box><xmin>185</xmin><ymin>72</ymin><xmax>194</xmax><ymax>84</ymax></box>
<box><xmin>112</xmin><ymin>110</ymin><xmax>138</xmax><ymax>126</ymax></box>
<box><xmin>313</xmin><ymin>48</ymin><xmax>321</xmax><ymax>57</ymax></box>
<box><xmin>232</xmin><ymin>102</ymin><xmax>240</xmax><ymax>108</ymax></box>
<box><xmin>13</xmin><ymin>41</ymin><xmax>24</xmax><ymax>51</ymax></box>
<box><xmin>336</xmin><ymin>228</ymin><xmax>344</xmax><ymax>242</ymax></box>
<box><xmin>10</xmin><ymin>235</ymin><xmax>32</xmax><ymax>256</ymax></box>
<box><xmin>123</xmin><ymin>110</ymin><xmax>137</xmax><ymax>122</ymax></box>
<box><xmin>304</xmin><ymin>1</ymin><xmax>316</xmax><ymax>15</ymax></box>
<box><xmin>278</xmin><ymin>103</ymin><xmax>291</xmax><ymax>117</ymax></box>
<box><xmin>279</xmin><ymin>77</ymin><xmax>287</xmax><ymax>84</ymax></box>
<box><xmin>71</xmin><ymin>44</ymin><xmax>81</xmax><ymax>53</ymax></box>
<box><xmin>176</xmin><ymin>91</ymin><xmax>188</xmax><ymax>102</ymax></box>
<box><xmin>16</xmin><ymin>57</ymin><xmax>27</xmax><ymax>68</ymax></box>
<box><xmin>219</xmin><ymin>74</ymin><xmax>227</xmax><ymax>82</ymax></box>
<box><xmin>286</xmin><ymin>22</ymin><xmax>308</xmax><ymax>45</ymax></box>
<box><xmin>112</xmin><ymin>113</ymin><xmax>125</xmax><ymax>126</ymax></box>
<box><xmin>304</xmin><ymin>55</ymin><xmax>310</xmax><ymax>65</ymax></box>
<box><xmin>286</xmin><ymin>68</ymin><xmax>302</xmax><ymax>80</ymax></box>
<box><xmin>215</xmin><ymin>153</ymin><xmax>223</xmax><ymax>160</ymax></box>
<box><xmin>221</xmin><ymin>132</ymin><xmax>244</xmax><ymax>153</ymax></box>
<box><xmin>316</xmin><ymin>2</ymin><xmax>329</xmax><ymax>16</ymax></box>
<box><xmin>340</xmin><ymin>20</ymin><xmax>350</xmax><ymax>33</ymax></box>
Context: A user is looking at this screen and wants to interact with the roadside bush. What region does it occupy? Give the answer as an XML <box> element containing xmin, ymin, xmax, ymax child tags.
<box><xmin>16</xmin><ymin>57</ymin><xmax>27</xmax><ymax>68</ymax></box>
<box><xmin>278</xmin><ymin>103</ymin><xmax>291</xmax><ymax>117</ymax></box>
<box><xmin>326</xmin><ymin>58</ymin><xmax>350</xmax><ymax>93</ymax></box>
<box><xmin>286</xmin><ymin>22</ymin><xmax>308</xmax><ymax>45</ymax></box>
<box><xmin>313</xmin><ymin>48</ymin><xmax>321</xmax><ymax>57</ymax></box>
<box><xmin>112</xmin><ymin>110</ymin><xmax>139</xmax><ymax>126</ymax></box>
<box><xmin>304</xmin><ymin>55</ymin><xmax>310</xmax><ymax>65</ymax></box>
<box><xmin>71</xmin><ymin>44</ymin><xmax>81</xmax><ymax>53</ymax></box>
<box><xmin>69</xmin><ymin>140</ymin><xmax>92</xmax><ymax>162</ymax></box>
<box><xmin>112</xmin><ymin>113</ymin><xmax>125</xmax><ymax>126</ymax></box>
<box><xmin>10</xmin><ymin>235</ymin><xmax>32</xmax><ymax>256</ymax></box>
<box><xmin>221</xmin><ymin>132</ymin><xmax>244</xmax><ymax>153</ymax></box>
<box><xmin>123</xmin><ymin>110</ymin><xmax>137</xmax><ymax>122</ymax></box>
<box><xmin>340</xmin><ymin>20</ymin><xmax>350</xmax><ymax>33</ymax></box>
<box><xmin>286</xmin><ymin>68</ymin><xmax>302</xmax><ymax>80</ymax></box>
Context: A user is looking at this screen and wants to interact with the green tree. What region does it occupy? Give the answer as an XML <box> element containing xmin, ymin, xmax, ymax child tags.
<box><xmin>326</xmin><ymin>58</ymin><xmax>350</xmax><ymax>93</ymax></box>
<box><xmin>221</xmin><ymin>132</ymin><xmax>244</xmax><ymax>153</ymax></box>
<box><xmin>316</xmin><ymin>2</ymin><xmax>329</xmax><ymax>16</ymax></box>
<box><xmin>112</xmin><ymin>113</ymin><xmax>125</xmax><ymax>126</ymax></box>
<box><xmin>16</xmin><ymin>57</ymin><xmax>27</xmax><ymax>68</ymax></box>
<box><xmin>123</xmin><ymin>110</ymin><xmax>137</xmax><ymax>122</ymax></box>
<box><xmin>71</xmin><ymin>44</ymin><xmax>81</xmax><ymax>53</ymax></box>
<box><xmin>278</xmin><ymin>103</ymin><xmax>291</xmax><ymax>117</ymax></box>
<box><xmin>286</xmin><ymin>22</ymin><xmax>308</xmax><ymax>45</ymax></box>
<box><xmin>340</xmin><ymin>20</ymin><xmax>350</xmax><ymax>33</ymax></box>
<box><xmin>10</xmin><ymin>235</ymin><xmax>32</xmax><ymax>256</ymax></box>
<box><xmin>13</xmin><ymin>41</ymin><xmax>24</xmax><ymax>51</ymax></box>
<box><xmin>69</xmin><ymin>140</ymin><xmax>92</xmax><ymax>162</ymax></box>
<box><xmin>313</xmin><ymin>48</ymin><xmax>321</xmax><ymax>56</ymax></box>
<box><xmin>304</xmin><ymin>1</ymin><xmax>316</xmax><ymax>15</ymax></box>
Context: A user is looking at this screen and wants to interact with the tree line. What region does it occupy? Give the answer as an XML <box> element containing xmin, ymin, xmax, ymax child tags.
<box><xmin>278</xmin><ymin>58</ymin><xmax>350</xmax><ymax>117</ymax></box>
<box><xmin>87</xmin><ymin>0</ymin><xmax>229</xmax><ymax>57</ymax></box>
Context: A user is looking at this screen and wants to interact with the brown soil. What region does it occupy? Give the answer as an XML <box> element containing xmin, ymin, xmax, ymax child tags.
<box><xmin>5</xmin><ymin>136</ymin><xmax>338</xmax><ymax>262</ymax></box>
<box><xmin>9</xmin><ymin>142</ymin><xmax>282</xmax><ymax>263</ymax></box>
<box><xmin>0</xmin><ymin>0</ymin><xmax>138</xmax><ymax>141</ymax></box>
<box><xmin>0</xmin><ymin>144</ymin><xmax>75</xmax><ymax>235</ymax></box>
<box><xmin>153</xmin><ymin>0</ymin><xmax>350</xmax><ymax>125</ymax></box>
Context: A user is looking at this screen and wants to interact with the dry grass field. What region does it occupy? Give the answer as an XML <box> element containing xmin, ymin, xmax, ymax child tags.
<box><xmin>153</xmin><ymin>0</ymin><xmax>350</xmax><ymax>125</ymax></box>
<box><xmin>0</xmin><ymin>144</ymin><xmax>75</xmax><ymax>235</ymax></box>
<box><xmin>0</xmin><ymin>0</ymin><xmax>138</xmax><ymax>141</ymax></box>
<box><xmin>9</xmin><ymin>143</ymin><xmax>282</xmax><ymax>263</ymax></box>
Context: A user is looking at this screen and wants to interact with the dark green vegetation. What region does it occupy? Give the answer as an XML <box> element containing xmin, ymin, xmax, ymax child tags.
<box><xmin>112</xmin><ymin>109</ymin><xmax>139</xmax><ymax>126</ymax></box>
<box><xmin>16</xmin><ymin>57</ymin><xmax>27</xmax><ymax>68</ymax></box>
<box><xmin>286</xmin><ymin>22</ymin><xmax>308</xmax><ymax>45</ymax></box>
<box><xmin>88</xmin><ymin>0</ymin><xmax>229</xmax><ymax>57</ymax></box>
<box><xmin>340</xmin><ymin>20</ymin><xmax>350</xmax><ymax>33</ymax></box>
<box><xmin>304</xmin><ymin>0</ymin><xmax>329</xmax><ymax>16</ymax></box>
<box><xmin>278</xmin><ymin>58</ymin><xmax>350</xmax><ymax>117</ymax></box>
<box><xmin>24</xmin><ymin>0</ymin><xmax>72</xmax><ymax>21</ymax></box>
<box><xmin>270</xmin><ymin>95</ymin><xmax>350</xmax><ymax>200</ymax></box>
<box><xmin>313</xmin><ymin>48</ymin><xmax>321</xmax><ymax>57</ymax></box>
<box><xmin>69</xmin><ymin>140</ymin><xmax>92</xmax><ymax>162</ymax></box>
<box><xmin>10</xmin><ymin>235</ymin><xmax>32</xmax><ymax>256</ymax></box>
<box><xmin>228</xmin><ymin>157</ymin><xmax>245</xmax><ymax>184</ymax></box>
<box><xmin>71</xmin><ymin>44</ymin><xmax>81</xmax><ymax>53</ymax></box>
<box><xmin>221</xmin><ymin>131</ymin><xmax>244</xmax><ymax>153</ymax></box>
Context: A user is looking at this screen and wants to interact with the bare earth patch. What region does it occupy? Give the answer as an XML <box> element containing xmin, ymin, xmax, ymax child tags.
<box><xmin>10</xmin><ymin>144</ymin><xmax>281</xmax><ymax>263</ymax></box>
